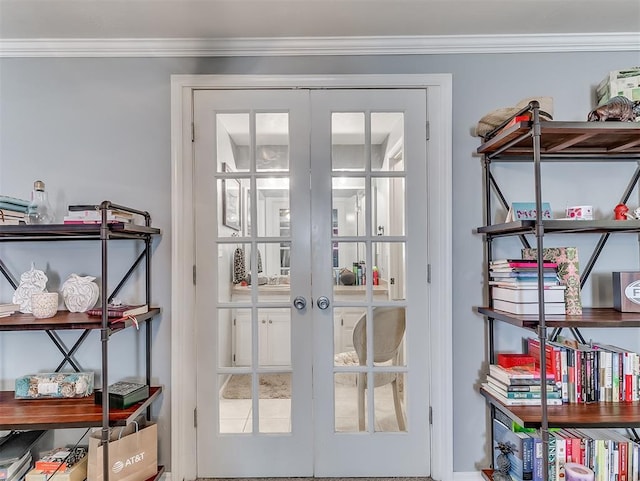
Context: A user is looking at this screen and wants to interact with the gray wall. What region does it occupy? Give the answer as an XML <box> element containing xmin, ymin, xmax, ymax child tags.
<box><xmin>1</xmin><ymin>50</ymin><xmax>639</xmax><ymax>474</ymax></box>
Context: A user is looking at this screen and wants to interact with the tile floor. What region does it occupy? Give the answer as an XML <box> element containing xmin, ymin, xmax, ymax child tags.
<box><xmin>219</xmin><ymin>382</ymin><xmax>404</xmax><ymax>433</ymax></box>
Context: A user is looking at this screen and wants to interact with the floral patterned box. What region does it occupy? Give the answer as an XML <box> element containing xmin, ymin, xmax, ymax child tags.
<box><xmin>522</xmin><ymin>246</ymin><xmax>582</xmax><ymax>315</ymax></box>
<box><xmin>15</xmin><ymin>372</ymin><xmax>94</xmax><ymax>399</ymax></box>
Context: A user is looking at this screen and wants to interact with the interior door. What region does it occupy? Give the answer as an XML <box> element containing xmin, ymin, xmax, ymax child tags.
<box><xmin>193</xmin><ymin>87</ymin><xmax>430</xmax><ymax>477</ymax></box>
<box><xmin>310</xmin><ymin>89</ymin><xmax>430</xmax><ymax>476</ymax></box>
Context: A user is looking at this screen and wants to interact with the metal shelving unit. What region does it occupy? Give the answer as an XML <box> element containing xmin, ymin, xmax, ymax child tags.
<box><xmin>475</xmin><ymin>106</ymin><xmax>640</xmax><ymax>480</ymax></box>
<box><xmin>0</xmin><ymin>201</ymin><xmax>162</xmax><ymax>481</ymax></box>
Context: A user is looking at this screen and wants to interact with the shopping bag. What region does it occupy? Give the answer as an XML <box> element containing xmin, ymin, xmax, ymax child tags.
<box><xmin>87</xmin><ymin>422</ymin><xmax>157</xmax><ymax>481</ymax></box>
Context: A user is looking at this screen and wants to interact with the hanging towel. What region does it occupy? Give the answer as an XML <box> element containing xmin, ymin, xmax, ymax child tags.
<box><xmin>233</xmin><ymin>247</ymin><xmax>246</xmax><ymax>284</ymax></box>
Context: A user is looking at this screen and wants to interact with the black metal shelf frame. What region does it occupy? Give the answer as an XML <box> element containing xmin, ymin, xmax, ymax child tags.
<box><xmin>0</xmin><ymin>201</ymin><xmax>160</xmax><ymax>481</ymax></box>
<box><xmin>478</xmin><ymin>104</ymin><xmax>640</xmax><ymax>481</ymax></box>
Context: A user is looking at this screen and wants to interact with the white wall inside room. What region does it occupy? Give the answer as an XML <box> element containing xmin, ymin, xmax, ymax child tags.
<box><xmin>1</xmin><ymin>50</ymin><xmax>639</xmax><ymax>473</ymax></box>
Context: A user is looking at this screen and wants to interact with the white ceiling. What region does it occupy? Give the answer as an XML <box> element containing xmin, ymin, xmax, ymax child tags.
<box><xmin>1</xmin><ymin>0</ymin><xmax>639</xmax><ymax>40</ymax></box>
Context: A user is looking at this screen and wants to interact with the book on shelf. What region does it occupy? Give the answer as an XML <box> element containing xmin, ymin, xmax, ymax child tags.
<box><xmin>0</xmin><ymin>431</ymin><xmax>47</xmax><ymax>466</ymax></box>
<box><xmin>0</xmin><ymin>219</ymin><xmax>25</xmax><ymax>226</ymax></box>
<box><xmin>489</xmin><ymin>278</ymin><xmax>561</xmax><ymax>287</ymax></box>
<box><xmin>489</xmin><ymin>364</ymin><xmax>555</xmax><ymax>384</ymax></box>
<box><xmin>505</xmin><ymin>202</ymin><xmax>553</xmax><ymax>222</ymax></box>
<box><xmin>489</xmin><ymin>270</ymin><xmax>559</xmax><ymax>278</ymax></box>
<box><xmin>0</xmin><ymin>304</ymin><xmax>20</xmax><ymax>315</ymax></box>
<box><xmin>94</xmin><ymin>381</ymin><xmax>150</xmax><ymax>409</ymax></box>
<box><xmin>492</xmin><ymin>299</ymin><xmax>566</xmax><ymax>315</ymax></box>
<box><xmin>487</xmin><ymin>378</ymin><xmax>562</xmax><ymax>399</ymax></box>
<box><xmin>0</xmin><ymin>451</ymin><xmax>31</xmax><ymax>481</ymax></box>
<box><xmin>491</xmin><ymin>259</ymin><xmax>559</xmax><ymax>269</ymax></box>
<box><xmin>26</xmin><ymin>450</ymin><xmax>87</xmax><ymax>481</ymax></box>
<box><xmin>484</xmin><ymin>382</ymin><xmax>562</xmax><ymax>406</ymax></box>
<box><xmin>526</xmin><ymin>338</ymin><xmax>562</xmax><ymax>389</ymax></box>
<box><xmin>0</xmin><ymin>209</ymin><xmax>26</xmax><ymax>219</ymax></box>
<box><xmin>86</xmin><ymin>304</ymin><xmax>148</xmax><ymax>319</ymax></box>
<box><xmin>34</xmin><ymin>447</ymin><xmax>86</xmax><ymax>473</ymax></box>
<box><xmin>497</xmin><ymin>353</ymin><xmax>535</xmax><ymax>369</ymax></box>
<box><xmin>492</xmin><ymin>285</ymin><xmax>566</xmax><ymax>304</ymax></box>
<box><xmin>493</xmin><ymin>417</ymin><xmax>534</xmax><ymax>481</ymax></box>
<box><xmin>0</xmin><ymin>196</ymin><xmax>29</xmax><ymax>213</ymax></box>
<box><xmin>487</xmin><ymin>375</ymin><xmax>559</xmax><ymax>393</ymax></box>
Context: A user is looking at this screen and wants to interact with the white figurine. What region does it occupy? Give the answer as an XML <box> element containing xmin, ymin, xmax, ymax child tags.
<box><xmin>12</xmin><ymin>263</ymin><xmax>48</xmax><ymax>313</ymax></box>
<box><xmin>61</xmin><ymin>273</ymin><xmax>100</xmax><ymax>312</ymax></box>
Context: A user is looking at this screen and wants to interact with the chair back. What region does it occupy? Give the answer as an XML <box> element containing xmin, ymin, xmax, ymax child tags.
<box><xmin>353</xmin><ymin>307</ymin><xmax>406</xmax><ymax>365</ymax></box>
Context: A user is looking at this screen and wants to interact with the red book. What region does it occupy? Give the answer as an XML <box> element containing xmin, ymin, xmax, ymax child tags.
<box><xmin>527</xmin><ymin>338</ymin><xmax>561</xmax><ymax>388</ymax></box>
<box><xmin>491</xmin><ymin>259</ymin><xmax>559</xmax><ymax>269</ymax></box>
<box><xmin>497</xmin><ymin>353</ymin><xmax>535</xmax><ymax>369</ymax></box>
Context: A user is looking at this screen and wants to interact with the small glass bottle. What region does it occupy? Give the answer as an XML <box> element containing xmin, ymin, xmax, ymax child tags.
<box><xmin>27</xmin><ymin>180</ymin><xmax>53</xmax><ymax>224</ymax></box>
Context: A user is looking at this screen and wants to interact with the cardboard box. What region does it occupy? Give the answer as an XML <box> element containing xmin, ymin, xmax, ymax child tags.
<box><xmin>612</xmin><ymin>271</ymin><xmax>640</xmax><ymax>312</ymax></box>
<box><xmin>596</xmin><ymin>68</ymin><xmax>640</xmax><ymax>101</ymax></box>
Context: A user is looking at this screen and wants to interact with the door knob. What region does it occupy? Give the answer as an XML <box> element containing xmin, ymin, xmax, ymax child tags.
<box><xmin>316</xmin><ymin>296</ymin><xmax>330</xmax><ymax>310</ymax></box>
<box><xmin>293</xmin><ymin>296</ymin><xmax>307</xmax><ymax>310</ymax></box>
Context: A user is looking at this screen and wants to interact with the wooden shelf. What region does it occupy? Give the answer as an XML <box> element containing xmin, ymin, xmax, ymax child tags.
<box><xmin>0</xmin><ymin>308</ymin><xmax>161</xmax><ymax>332</ymax></box>
<box><xmin>0</xmin><ymin>222</ymin><xmax>160</xmax><ymax>240</ymax></box>
<box><xmin>476</xmin><ymin>219</ymin><xmax>640</xmax><ymax>237</ymax></box>
<box><xmin>476</xmin><ymin>306</ymin><xmax>640</xmax><ymax>330</ymax></box>
<box><xmin>481</xmin><ymin>386</ymin><xmax>640</xmax><ymax>428</ymax></box>
<box><xmin>0</xmin><ymin>386</ymin><xmax>162</xmax><ymax>430</ymax></box>
<box><xmin>477</xmin><ymin>121</ymin><xmax>640</xmax><ymax>159</ymax></box>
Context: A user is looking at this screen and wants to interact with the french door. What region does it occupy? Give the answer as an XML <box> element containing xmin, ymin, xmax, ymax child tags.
<box><xmin>193</xmin><ymin>87</ymin><xmax>430</xmax><ymax>477</ymax></box>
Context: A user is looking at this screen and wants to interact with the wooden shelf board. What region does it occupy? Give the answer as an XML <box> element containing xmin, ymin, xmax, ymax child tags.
<box><xmin>477</xmin><ymin>121</ymin><xmax>640</xmax><ymax>157</ymax></box>
<box><xmin>477</xmin><ymin>219</ymin><xmax>640</xmax><ymax>236</ymax></box>
<box><xmin>0</xmin><ymin>386</ymin><xmax>162</xmax><ymax>430</ymax></box>
<box><xmin>150</xmin><ymin>466</ymin><xmax>165</xmax><ymax>481</ymax></box>
<box><xmin>0</xmin><ymin>223</ymin><xmax>160</xmax><ymax>240</ymax></box>
<box><xmin>0</xmin><ymin>308</ymin><xmax>161</xmax><ymax>332</ymax></box>
<box><xmin>477</xmin><ymin>306</ymin><xmax>640</xmax><ymax>329</ymax></box>
<box><xmin>481</xmin><ymin>386</ymin><xmax>640</xmax><ymax>428</ymax></box>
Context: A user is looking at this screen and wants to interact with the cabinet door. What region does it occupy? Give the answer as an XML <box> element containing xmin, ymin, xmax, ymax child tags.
<box><xmin>334</xmin><ymin>308</ymin><xmax>365</xmax><ymax>353</ymax></box>
<box><xmin>233</xmin><ymin>310</ymin><xmax>252</xmax><ymax>367</ymax></box>
<box><xmin>255</xmin><ymin>308</ymin><xmax>290</xmax><ymax>366</ymax></box>
<box><xmin>265</xmin><ymin>309</ymin><xmax>291</xmax><ymax>366</ymax></box>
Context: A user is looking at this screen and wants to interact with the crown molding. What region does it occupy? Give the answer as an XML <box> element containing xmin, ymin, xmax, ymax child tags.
<box><xmin>1</xmin><ymin>33</ymin><xmax>638</xmax><ymax>58</ymax></box>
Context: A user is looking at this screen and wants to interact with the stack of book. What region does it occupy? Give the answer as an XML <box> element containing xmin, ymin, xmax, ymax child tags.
<box><xmin>489</xmin><ymin>259</ymin><xmax>565</xmax><ymax>314</ymax></box>
<box><xmin>483</xmin><ymin>358</ymin><xmax>561</xmax><ymax>406</ymax></box>
<box><xmin>63</xmin><ymin>205</ymin><xmax>135</xmax><ymax>225</ymax></box>
<box><xmin>0</xmin><ymin>196</ymin><xmax>29</xmax><ymax>225</ymax></box>
<box><xmin>26</xmin><ymin>447</ymin><xmax>88</xmax><ymax>481</ymax></box>
<box><xmin>0</xmin><ymin>303</ymin><xmax>20</xmax><ymax>318</ymax></box>
<box><xmin>0</xmin><ymin>430</ymin><xmax>47</xmax><ymax>481</ymax></box>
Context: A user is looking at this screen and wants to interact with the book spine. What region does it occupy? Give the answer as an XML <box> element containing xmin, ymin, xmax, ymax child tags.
<box><xmin>548</xmin><ymin>434</ymin><xmax>556</xmax><ymax>481</ymax></box>
<box><xmin>523</xmin><ymin>434</ymin><xmax>534</xmax><ymax>481</ymax></box>
<box><xmin>527</xmin><ymin>338</ymin><xmax>558</xmax><ymax>383</ymax></box>
<box><xmin>533</xmin><ymin>435</ymin><xmax>543</xmax><ymax>481</ymax></box>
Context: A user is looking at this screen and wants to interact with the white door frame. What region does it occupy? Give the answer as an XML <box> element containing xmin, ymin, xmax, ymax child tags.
<box><xmin>170</xmin><ymin>74</ymin><xmax>453</xmax><ymax>481</ymax></box>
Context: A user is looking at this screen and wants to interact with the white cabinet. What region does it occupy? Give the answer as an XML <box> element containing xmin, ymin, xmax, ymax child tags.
<box><xmin>233</xmin><ymin>308</ymin><xmax>291</xmax><ymax>367</ymax></box>
<box><xmin>232</xmin><ymin>287</ymin><xmax>291</xmax><ymax>367</ymax></box>
<box><xmin>334</xmin><ymin>308</ymin><xmax>365</xmax><ymax>353</ymax></box>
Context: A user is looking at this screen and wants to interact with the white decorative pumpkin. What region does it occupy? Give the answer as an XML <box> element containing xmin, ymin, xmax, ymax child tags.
<box><xmin>12</xmin><ymin>263</ymin><xmax>48</xmax><ymax>313</ymax></box>
<box><xmin>61</xmin><ymin>274</ymin><xmax>100</xmax><ymax>313</ymax></box>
